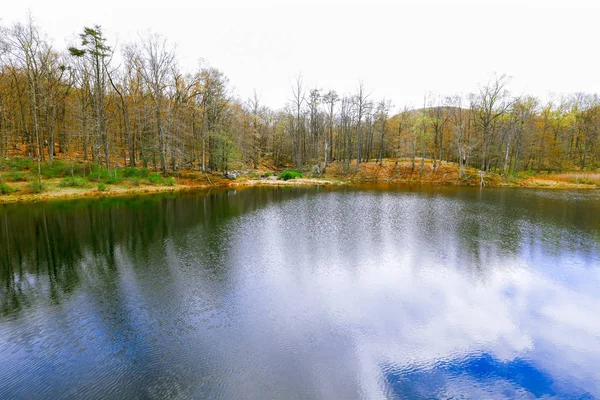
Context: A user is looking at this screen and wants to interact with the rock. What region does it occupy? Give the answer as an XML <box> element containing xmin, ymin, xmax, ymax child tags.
<box><xmin>225</xmin><ymin>173</ymin><xmax>237</xmax><ymax>180</ymax></box>
<box><xmin>267</xmin><ymin>175</ymin><xmax>278</xmax><ymax>181</ymax></box>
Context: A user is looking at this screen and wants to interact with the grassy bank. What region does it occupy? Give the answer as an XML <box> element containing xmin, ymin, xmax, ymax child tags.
<box><xmin>0</xmin><ymin>158</ymin><xmax>597</xmax><ymax>204</ymax></box>
<box><xmin>321</xmin><ymin>159</ymin><xmax>600</xmax><ymax>189</ymax></box>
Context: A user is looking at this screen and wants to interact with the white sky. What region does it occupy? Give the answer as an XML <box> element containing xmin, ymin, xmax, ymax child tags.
<box><xmin>3</xmin><ymin>0</ymin><xmax>599</xmax><ymax>110</ymax></box>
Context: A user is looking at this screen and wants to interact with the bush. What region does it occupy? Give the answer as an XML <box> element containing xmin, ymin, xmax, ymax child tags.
<box><xmin>105</xmin><ymin>175</ymin><xmax>123</xmax><ymax>184</ymax></box>
<box><xmin>87</xmin><ymin>165</ymin><xmax>111</xmax><ymax>182</ymax></box>
<box><xmin>3</xmin><ymin>158</ymin><xmax>33</xmax><ymax>171</ymax></box>
<box><xmin>263</xmin><ymin>172</ymin><xmax>273</xmax><ymax>178</ymax></box>
<box><xmin>279</xmin><ymin>170</ymin><xmax>302</xmax><ymax>181</ymax></box>
<box><xmin>122</xmin><ymin>167</ymin><xmax>137</xmax><ymax>178</ymax></box>
<box><xmin>41</xmin><ymin>160</ymin><xmax>70</xmax><ymax>178</ymax></box>
<box><xmin>59</xmin><ymin>176</ymin><xmax>88</xmax><ymax>187</ymax></box>
<box><xmin>139</xmin><ymin>167</ymin><xmax>150</xmax><ymax>178</ymax></box>
<box><xmin>7</xmin><ymin>172</ymin><xmax>29</xmax><ymax>182</ymax></box>
<box><xmin>147</xmin><ymin>173</ymin><xmax>163</xmax><ymax>185</ymax></box>
<box><xmin>123</xmin><ymin>167</ymin><xmax>150</xmax><ymax>178</ymax></box>
<box><xmin>163</xmin><ymin>177</ymin><xmax>176</xmax><ymax>186</ymax></box>
<box><xmin>97</xmin><ymin>183</ymin><xmax>108</xmax><ymax>192</ymax></box>
<box><xmin>131</xmin><ymin>177</ymin><xmax>141</xmax><ymax>186</ymax></box>
<box><xmin>26</xmin><ymin>182</ymin><xmax>44</xmax><ymax>193</ymax></box>
<box><xmin>0</xmin><ymin>183</ymin><xmax>17</xmax><ymax>195</ymax></box>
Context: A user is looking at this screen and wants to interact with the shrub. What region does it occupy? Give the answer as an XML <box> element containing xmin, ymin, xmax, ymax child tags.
<box><xmin>507</xmin><ymin>175</ymin><xmax>520</xmax><ymax>184</ymax></box>
<box><xmin>131</xmin><ymin>177</ymin><xmax>141</xmax><ymax>186</ymax></box>
<box><xmin>279</xmin><ymin>170</ymin><xmax>302</xmax><ymax>181</ymax></box>
<box><xmin>97</xmin><ymin>183</ymin><xmax>108</xmax><ymax>192</ymax></box>
<box><xmin>72</xmin><ymin>163</ymin><xmax>87</xmax><ymax>176</ymax></box>
<box><xmin>122</xmin><ymin>167</ymin><xmax>149</xmax><ymax>178</ymax></box>
<box><xmin>163</xmin><ymin>177</ymin><xmax>176</xmax><ymax>186</ymax></box>
<box><xmin>147</xmin><ymin>173</ymin><xmax>162</xmax><ymax>185</ymax></box>
<box><xmin>87</xmin><ymin>165</ymin><xmax>111</xmax><ymax>182</ymax></box>
<box><xmin>59</xmin><ymin>176</ymin><xmax>87</xmax><ymax>187</ymax></box>
<box><xmin>4</xmin><ymin>158</ymin><xmax>33</xmax><ymax>171</ymax></box>
<box><xmin>0</xmin><ymin>183</ymin><xmax>17</xmax><ymax>195</ymax></box>
<box><xmin>263</xmin><ymin>172</ymin><xmax>273</xmax><ymax>177</ymax></box>
<box><xmin>41</xmin><ymin>160</ymin><xmax>70</xmax><ymax>178</ymax></box>
<box><xmin>122</xmin><ymin>167</ymin><xmax>137</xmax><ymax>177</ymax></box>
<box><xmin>7</xmin><ymin>172</ymin><xmax>29</xmax><ymax>182</ymax></box>
<box><xmin>138</xmin><ymin>167</ymin><xmax>150</xmax><ymax>178</ymax></box>
<box><xmin>105</xmin><ymin>176</ymin><xmax>123</xmax><ymax>184</ymax></box>
<box><xmin>26</xmin><ymin>182</ymin><xmax>44</xmax><ymax>193</ymax></box>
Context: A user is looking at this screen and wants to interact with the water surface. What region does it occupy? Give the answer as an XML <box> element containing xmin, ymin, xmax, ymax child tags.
<box><xmin>1</xmin><ymin>185</ymin><xmax>599</xmax><ymax>399</ymax></box>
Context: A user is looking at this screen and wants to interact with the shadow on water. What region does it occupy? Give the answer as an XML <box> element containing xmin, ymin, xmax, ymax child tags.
<box><xmin>0</xmin><ymin>186</ymin><xmax>319</xmax><ymax>316</ymax></box>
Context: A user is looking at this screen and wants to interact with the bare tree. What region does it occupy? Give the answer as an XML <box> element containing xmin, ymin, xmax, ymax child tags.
<box><xmin>420</xmin><ymin>94</ymin><xmax>427</xmax><ymax>176</ymax></box>
<box><xmin>447</xmin><ymin>95</ymin><xmax>470</xmax><ymax>178</ymax></box>
<box><xmin>394</xmin><ymin>106</ymin><xmax>410</xmax><ymax>160</ymax></box>
<box><xmin>290</xmin><ymin>74</ymin><xmax>305</xmax><ymax>169</ymax></box>
<box><xmin>426</xmin><ymin>95</ymin><xmax>449</xmax><ymax>171</ymax></box>
<box><xmin>247</xmin><ymin>90</ymin><xmax>263</xmax><ymax>169</ymax></box>
<box><xmin>354</xmin><ymin>81</ymin><xmax>370</xmax><ymax>171</ymax></box>
<box><xmin>375</xmin><ymin>99</ymin><xmax>391</xmax><ymax>165</ymax></box>
<box><xmin>307</xmin><ymin>88</ymin><xmax>322</xmax><ymax>169</ymax></box>
<box><xmin>322</xmin><ymin>90</ymin><xmax>338</xmax><ymax>173</ymax></box>
<box><xmin>2</xmin><ymin>15</ymin><xmax>49</xmax><ymax>186</ymax></box>
<box><xmin>474</xmin><ymin>73</ymin><xmax>512</xmax><ymax>171</ymax></box>
<box><xmin>138</xmin><ymin>32</ymin><xmax>175</xmax><ymax>174</ymax></box>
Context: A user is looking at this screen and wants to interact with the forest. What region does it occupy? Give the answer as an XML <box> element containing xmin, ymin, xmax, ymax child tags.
<box><xmin>1</xmin><ymin>16</ymin><xmax>599</xmax><ymax>184</ymax></box>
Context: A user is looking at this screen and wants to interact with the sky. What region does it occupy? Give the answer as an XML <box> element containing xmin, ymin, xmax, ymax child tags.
<box><xmin>2</xmin><ymin>0</ymin><xmax>600</xmax><ymax>110</ymax></box>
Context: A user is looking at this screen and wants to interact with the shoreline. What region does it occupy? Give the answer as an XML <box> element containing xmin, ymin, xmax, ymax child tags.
<box><xmin>1</xmin><ymin>174</ymin><xmax>596</xmax><ymax>205</ymax></box>
<box><xmin>1</xmin><ymin>160</ymin><xmax>598</xmax><ymax>204</ymax></box>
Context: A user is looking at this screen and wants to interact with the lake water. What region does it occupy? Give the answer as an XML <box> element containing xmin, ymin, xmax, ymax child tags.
<box><xmin>1</xmin><ymin>185</ymin><xmax>599</xmax><ymax>399</ymax></box>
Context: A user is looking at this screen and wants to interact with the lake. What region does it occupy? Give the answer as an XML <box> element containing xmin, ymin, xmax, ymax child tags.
<box><xmin>1</xmin><ymin>185</ymin><xmax>599</xmax><ymax>399</ymax></box>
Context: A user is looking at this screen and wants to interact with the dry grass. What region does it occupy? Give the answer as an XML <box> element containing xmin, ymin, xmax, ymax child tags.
<box><xmin>325</xmin><ymin>159</ymin><xmax>496</xmax><ymax>186</ymax></box>
<box><xmin>543</xmin><ymin>173</ymin><xmax>600</xmax><ymax>186</ymax></box>
<box><xmin>236</xmin><ymin>178</ymin><xmax>342</xmax><ymax>187</ymax></box>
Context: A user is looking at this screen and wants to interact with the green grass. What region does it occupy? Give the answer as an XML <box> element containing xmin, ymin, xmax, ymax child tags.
<box><xmin>6</xmin><ymin>172</ymin><xmax>29</xmax><ymax>182</ymax></box>
<box><xmin>0</xmin><ymin>183</ymin><xmax>17</xmax><ymax>195</ymax></box>
<box><xmin>40</xmin><ymin>160</ymin><xmax>69</xmax><ymax>178</ymax></box>
<box><xmin>1</xmin><ymin>157</ymin><xmax>33</xmax><ymax>171</ymax></box>
<box><xmin>26</xmin><ymin>182</ymin><xmax>44</xmax><ymax>193</ymax></box>
<box><xmin>87</xmin><ymin>165</ymin><xmax>111</xmax><ymax>182</ymax></box>
<box><xmin>105</xmin><ymin>175</ymin><xmax>123</xmax><ymax>184</ymax></box>
<box><xmin>122</xmin><ymin>167</ymin><xmax>150</xmax><ymax>178</ymax></box>
<box><xmin>145</xmin><ymin>173</ymin><xmax>176</xmax><ymax>186</ymax></box>
<box><xmin>97</xmin><ymin>182</ymin><xmax>108</xmax><ymax>192</ymax></box>
<box><xmin>1</xmin><ymin>160</ymin><xmax>172</xmax><ymax>187</ymax></box>
<box><xmin>147</xmin><ymin>173</ymin><xmax>163</xmax><ymax>184</ymax></box>
<box><xmin>279</xmin><ymin>170</ymin><xmax>302</xmax><ymax>181</ymax></box>
<box><xmin>59</xmin><ymin>176</ymin><xmax>88</xmax><ymax>188</ymax></box>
